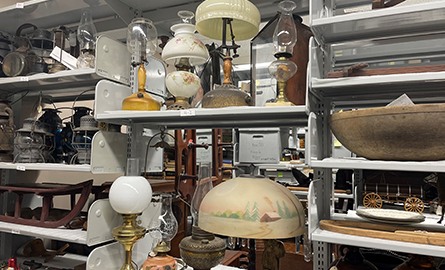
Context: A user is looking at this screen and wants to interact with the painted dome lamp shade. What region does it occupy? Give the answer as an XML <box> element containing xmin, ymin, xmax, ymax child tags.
<box><xmin>198</xmin><ymin>174</ymin><xmax>306</xmax><ymax>270</ymax></box>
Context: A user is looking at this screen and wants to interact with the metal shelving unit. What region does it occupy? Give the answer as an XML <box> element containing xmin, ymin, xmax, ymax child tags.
<box><xmin>0</xmin><ymin>163</ymin><xmax>91</xmax><ymax>172</ymax></box>
<box><xmin>308</xmin><ymin>1</ymin><xmax>445</xmax><ymax>269</ymax></box>
<box><xmin>95</xmin><ymin>106</ymin><xmax>308</xmax><ymax>129</ymax></box>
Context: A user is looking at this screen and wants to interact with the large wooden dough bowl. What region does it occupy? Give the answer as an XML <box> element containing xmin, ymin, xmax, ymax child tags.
<box><xmin>329</xmin><ymin>103</ymin><xmax>445</xmax><ymax>161</ymax></box>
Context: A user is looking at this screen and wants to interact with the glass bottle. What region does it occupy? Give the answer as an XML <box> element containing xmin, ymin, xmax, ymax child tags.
<box><xmin>273</xmin><ymin>0</ymin><xmax>297</xmax><ymax>57</ymax></box>
<box><xmin>191</xmin><ymin>162</ymin><xmax>213</xmax><ymax>227</ymax></box>
<box><xmin>76</xmin><ymin>8</ymin><xmax>97</xmax><ymax>68</ymax></box>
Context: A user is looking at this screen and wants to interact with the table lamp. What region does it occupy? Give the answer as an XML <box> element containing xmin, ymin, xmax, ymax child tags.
<box><xmin>195</xmin><ymin>0</ymin><xmax>261</xmax><ymax>108</ymax></box>
<box><xmin>198</xmin><ymin>174</ymin><xmax>306</xmax><ymax>270</ymax></box>
<box><xmin>266</xmin><ymin>0</ymin><xmax>298</xmax><ymax>107</ymax></box>
<box><xmin>109</xmin><ymin>158</ymin><xmax>153</xmax><ymax>270</ymax></box>
<box><xmin>162</xmin><ymin>11</ymin><xmax>209</xmax><ymax>110</ymax></box>
<box><xmin>122</xmin><ymin>18</ymin><xmax>161</xmax><ymax>111</ymax></box>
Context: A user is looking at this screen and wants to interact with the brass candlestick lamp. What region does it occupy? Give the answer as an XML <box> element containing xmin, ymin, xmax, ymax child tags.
<box><xmin>266</xmin><ymin>0</ymin><xmax>298</xmax><ymax>107</ymax></box>
<box><xmin>109</xmin><ymin>158</ymin><xmax>153</xmax><ymax>270</ymax></box>
<box><xmin>122</xmin><ymin>18</ymin><xmax>161</xmax><ymax>111</ymax></box>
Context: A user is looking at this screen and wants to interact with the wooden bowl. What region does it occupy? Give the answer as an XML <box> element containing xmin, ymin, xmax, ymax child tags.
<box><xmin>329</xmin><ymin>103</ymin><xmax>445</xmax><ymax>161</ymax></box>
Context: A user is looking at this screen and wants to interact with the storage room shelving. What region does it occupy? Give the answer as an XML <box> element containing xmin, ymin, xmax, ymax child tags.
<box><xmin>307</xmin><ymin>1</ymin><xmax>445</xmax><ymax>269</ymax></box>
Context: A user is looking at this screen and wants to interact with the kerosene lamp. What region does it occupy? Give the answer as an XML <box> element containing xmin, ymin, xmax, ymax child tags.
<box><xmin>109</xmin><ymin>158</ymin><xmax>153</xmax><ymax>270</ymax></box>
<box><xmin>266</xmin><ymin>0</ymin><xmax>298</xmax><ymax>106</ymax></box>
<box><xmin>76</xmin><ymin>8</ymin><xmax>97</xmax><ymax>69</ymax></box>
<box><xmin>122</xmin><ymin>18</ymin><xmax>161</xmax><ymax>111</ymax></box>
<box><xmin>142</xmin><ymin>193</ymin><xmax>179</xmax><ymax>270</ymax></box>
<box><xmin>71</xmin><ymin>115</ymin><xmax>99</xmax><ymax>164</ymax></box>
<box><xmin>162</xmin><ymin>11</ymin><xmax>209</xmax><ymax>110</ymax></box>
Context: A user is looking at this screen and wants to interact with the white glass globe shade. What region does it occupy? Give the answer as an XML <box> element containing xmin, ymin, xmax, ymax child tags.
<box><xmin>109</xmin><ymin>176</ymin><xmax>153</xmax><ymax>214</ymax></box>
<box><xmin>166</xmin><ymin>71</ymin><xmax>201</xmax><ymax>98</ymax></box>
<box><xmin>161</xmin><ymin>24</ymin><xmax>209</xmax><ymax>66</ymax></box>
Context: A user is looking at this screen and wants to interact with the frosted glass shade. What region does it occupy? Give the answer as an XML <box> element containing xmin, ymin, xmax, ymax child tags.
<box><xmin>198</xmin><ymin>175</ymin><xmax>305</xmax><ymax>239</ymax></box>
<box><xmin>166</xmin><ymin>71</ymin><xmax>201</xmax><ymax>98</ymax></box>
<box><xmin>109</xmin><ymin>176</ymin><xmax>152</xmax><ymax>214</ymax></box>
<box><xmin>162</xmin><ymin>24</ymin><xmax>209</xmax><ymax>66</ymax></box>
<box><xmin>195</xmin><ymin>0</ymin><xmax>261</xmax><ymax>41</ymax></box>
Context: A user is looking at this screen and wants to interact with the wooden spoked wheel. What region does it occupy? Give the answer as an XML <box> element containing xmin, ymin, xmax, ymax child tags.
<box><xmin>404</xmin><ymin>197</ymin><xmax>424</xmax><ymax>213</ymax></box>
<box><xmin>363</xmin><ymin>193</ymin><xmax>383</xmax><ymax>209</ymax></box>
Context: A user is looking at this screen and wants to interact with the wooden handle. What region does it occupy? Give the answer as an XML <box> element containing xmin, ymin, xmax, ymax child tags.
<box><xmin>138</xmin><ymin>64</ymin><xmax>146</xmax><ymax>91</ymax></box>
<box><xmin>223</xmin><ymin>53</ymin><xmax>232</xmax><ymax>85</ymax></box>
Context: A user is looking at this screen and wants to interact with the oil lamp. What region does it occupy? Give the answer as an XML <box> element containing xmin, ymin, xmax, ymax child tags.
<box><xmin>266</xmin><ymin>0</ymin><xmax>298</xmax><ymax>106</ymax></box>
<box><xmin>122</xmin><ymin>18</ymin><xmax>161</xmax><ymax>111</ymax></box>
<box><xmin>179</xmin><ymin>163</ymin><xmax>226</xmax><ymax>270</ymax></box>
<box><xmin>142</xmin><ymin>193</ymin><xmax>179</xmax><ymax>270</ymax></box>
<box><xmin>14</xmin><ymin>119</ymin><xmax>49</xmax><ymax>163</ymax></box>
<box><xmin>109</xmin><ymin>158</ymin><xmax>153</xmax><ymax>270</ymax></box>
<box><xmin>76</xmin><ymin>8</ymin><xmax>97</xmax><ymax>69</ymax></box>
<box><xmin>71</xmin><ymin>115</ymin><xmax>98</xmax><ymax>164</ymax></box>
<box><xmin>162</xmin><ymin>11</ymin><xmax>209</xmax><ymax>110</ymax></box>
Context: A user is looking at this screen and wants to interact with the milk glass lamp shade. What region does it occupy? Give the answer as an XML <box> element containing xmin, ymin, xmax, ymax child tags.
<box><xmin>109</xmin><ymin>176</ymin><xmax>153</xmax><ymax>214</ymax></box>
<box><xmin>195</xmin><ymin>0</ymin><xmax>261</xmax><ymax>41</ymax></box>
<box><xmin>166</xmin><ymin>71</ymin><xmax>200</xmax><ymax>97</ymax></box>
<box><xmin>198</xmin><ymin>175</ymin><xmax>305</xmax><ymax>239</ymax></box>
<box><xmin>161</xmin><ymin>11</ymin><xmax>209</xmax><ymax>66</ymax></box>
<box><xmin>127</xmin><ymin>18</ymin><xmax>158</xmax><ymax>58</ymax></box>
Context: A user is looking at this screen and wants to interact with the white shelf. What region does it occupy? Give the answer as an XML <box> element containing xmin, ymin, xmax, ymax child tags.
<box><xmin>16</xmin><ymin>253</ymin><xmax>87</xmax><ymax>269</ymax></box>
<box><xmin>312</xmin><ymin>225</ymin><xmax>445</xmax><ymax>258</ymax></box>
<box><xmin>291</xmin><ymin>190</ymin><xmax>353</xmax><ymax>199</ymax></box>
<box><xmin>311</xmin><ymin>1</ymin><xmax>445</xmax><ymax>44</ymax></box>
<box><xmin>0</xmin><ymin>163</ymin><xmax>91</xmax><ymax>172</ymax></box>
<box><xmin>311</xmin><ymin>71</ymin><xmax>445</xmax><ymax>104</ymax></box>
<box><xmin>96</xmin><ymin>106</ymin><xmax>308</xmax><ymax>129</ymax></box>
<box><xmin>0</xmin><ymin>221</ymin><xmax>87</xmax><ymax>244</ymax></box>
<box><xmin>0</xmin><ymin>68</ymin><xmax>100</xmax><ymax>94</ymax></box>
<box><xmin>256</xmin><ymin>162</ymin><xmax>307</xmax><ymax>170</ymax></box>
<box><xmin>310</xmin><ymin>157</ymin><xmax>445</xmax><ymax>173</ymax></box>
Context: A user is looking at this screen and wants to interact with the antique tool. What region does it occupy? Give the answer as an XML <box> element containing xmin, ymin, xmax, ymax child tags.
<box><xmin>320</xmin><ymin>220</ymin><xmax>445</xmax><ymax>246</ymax></box>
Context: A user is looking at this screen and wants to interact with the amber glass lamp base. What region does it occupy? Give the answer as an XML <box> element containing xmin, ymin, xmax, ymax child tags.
<box><xmin>122</xmin><ymin>91</ymin><xmax>161</xmax><ymax>111</ymax></box>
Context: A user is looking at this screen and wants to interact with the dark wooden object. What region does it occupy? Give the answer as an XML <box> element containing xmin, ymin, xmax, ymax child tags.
<box><xmin>327</xmin><ymin>64</ymin><xmax>445</xmax><ymax>78</ymax></box>
<box><xmin>256</xmin><ymin>241</ymin><xmax>313</xmax><ymax>270</ymax></box>
<box><xmin>0</xmin><ymin>180</ymin><xmax>92</xmax><ymax>228</ymax></box>
<box><xmin>372</xmin><ymin>0</ymin><xmax>406</xmax><ymax>9</ymax></box>
<box><xmin>285</xmin><ymin>18</ymin><xmax>313</xmax><ymax>105</ymax></box>
<box><xmin>175</xmin><ymin>129</ymin><xmax>197</xmax><ymax>202</ymax></box>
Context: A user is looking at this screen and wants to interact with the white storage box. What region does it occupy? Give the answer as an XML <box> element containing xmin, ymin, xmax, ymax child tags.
<box><xmin>238</xmin><ymin>128</ymin><xmax>281</xmax><ymax>164</ymax></box>
<box><xmin>196</xmin><ymin>129</ymin><xmax>212</xmax><ymax>163</ymax></box>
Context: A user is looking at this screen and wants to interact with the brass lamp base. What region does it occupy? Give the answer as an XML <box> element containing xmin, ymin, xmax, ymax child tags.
<box><xmin>168</xmin><ymin>97</ymin><xmax>192</xmax><ymax>110</ymax></box>
<box><xmin>266</xmin><ymin>81</ymin><xmax>294</xmax><ymax>107</ymax></box>
<box><xmin>112</xmin><ymin>213</ymin><xmax>146</xmax><ymax>270</ymax></box>
<box><xmin>179</xmin><ymin>226</ymin><xmax>226</xmax><ymax>270</ymax></box>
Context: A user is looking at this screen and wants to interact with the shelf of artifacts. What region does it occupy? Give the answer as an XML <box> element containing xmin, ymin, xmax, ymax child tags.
<box><xmin>311</xmin><ymin>71</ymin><xmax>445</xmax><ymax>105</ymax></box>
<box><xmin>312</xmin><ymin>210</ymin><xmax>445</xmax><ymax>258</ymax></box>
<box><xmin>310</xmin><ymin>0</ymin><xmax>445</xmax><ymax>44</ymax></box>
<box><xmin>0</xmin><ymin>199</ymin><xmax>122</xmax><ymax>247</ymax></box>
<box><xmin>15</xmin><ymin>253</ymin><xmax>88</xmax><ymax>270</ymax></box>
<box><xmin>95</xmin><ymin>106</ymin><xmax>309</xmax><ymax>129</ymax></box>
<box><xmin>291</xmin><ymin>189</ymin><xmax>353</xmax><ymax>199</ymax></box>
<box><xmin>310</xmin><ymin>158</ymin><xmax>445</xmax><ymax>173</ymax></box>
<box><xmin>0</xmin><ymin>68</ymin><xmax>101</xmax><ymax>93</ymax></box>
<box><xmin>0</xmin><ymin>163</ymin><xmax>91</xmax><ymax>172</ymax></box>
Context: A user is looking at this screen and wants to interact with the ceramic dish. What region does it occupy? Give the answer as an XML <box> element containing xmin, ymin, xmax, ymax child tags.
<box><xmin>356</xmin><ymin>209</ymin><xmax>425</xmax><ymax>224</ymax></box>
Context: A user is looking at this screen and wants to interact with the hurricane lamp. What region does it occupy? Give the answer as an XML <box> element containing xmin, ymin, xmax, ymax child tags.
<box><xmin>76</xmin><ymin>8</ymin><xmax>97</xmax><ymax>68</ymax></box>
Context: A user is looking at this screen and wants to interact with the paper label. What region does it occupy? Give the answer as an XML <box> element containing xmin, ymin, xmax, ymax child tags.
<box><xmin>11</xmin><ymin>229</ymin><xmax>20</xmax><ymax>234</ymax></box>
<box><xmin>16</xmin><ymin>165</ymin><xmax>25</xmax><ymax>171</ymax></box>
<box><xmin>16</xmin><ymin>2</ymin><xmax>24</xmax><ymax>8</ymax></box>
<box><xmin>20</xmin><ymin>77</ymin><xmax>29</xmax><ymax>81</ymax></box>
<box><xmin>180</xmin><ymin>110</ymin><xmax>195</xmax><ymax>116</ymax></box>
